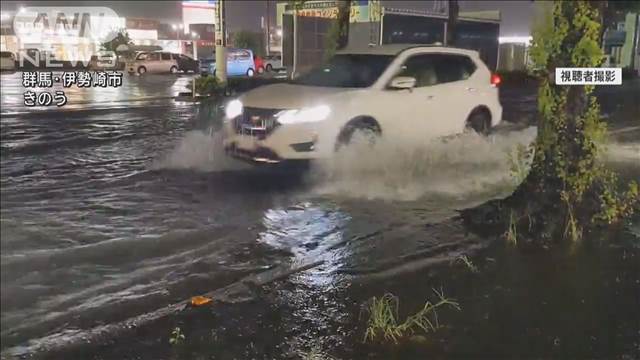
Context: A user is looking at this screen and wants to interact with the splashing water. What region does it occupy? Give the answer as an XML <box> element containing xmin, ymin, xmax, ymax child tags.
<box><xmin>150</xmin><ymin>125</ymin><xmax>636</xmax><ymax>203</ymax></box>
<box><xmin>309</xmin><ymin>127</ymin><xmax>538</xmax><ymax>201</ymax></box>
<box><xmin>150</xmin><ymin>130</ymin><xmax>249</xmax><ymax>172</ymax></box>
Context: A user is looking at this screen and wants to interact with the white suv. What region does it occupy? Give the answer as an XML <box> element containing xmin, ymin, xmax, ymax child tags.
<box><xmin>223</xmin><ymin>44</ymin><xmax>503</xmax><ymax>163</ymax></box>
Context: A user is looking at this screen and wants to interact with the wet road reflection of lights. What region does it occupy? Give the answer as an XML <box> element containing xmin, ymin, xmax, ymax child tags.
<box><xmin>258</xmin><ymin>202</ymin><xmax>351</xmax><ymax>288</ymax></box>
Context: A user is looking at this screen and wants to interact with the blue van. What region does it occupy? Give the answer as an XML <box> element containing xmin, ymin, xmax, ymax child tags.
<box><xmin>208</xmin><ymin>48</ymin><xmax>255</xmax><ymax>77</ymax></box>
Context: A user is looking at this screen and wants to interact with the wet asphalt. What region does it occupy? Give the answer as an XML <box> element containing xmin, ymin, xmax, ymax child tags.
<box><xmin>1</xmin><ymin>71</ymin><xmax>638</xmax><ymax>358</ymax></box>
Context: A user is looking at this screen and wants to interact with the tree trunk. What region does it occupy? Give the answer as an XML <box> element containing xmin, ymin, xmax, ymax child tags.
<box><xmin>501</xmin><ymin>0</ymin><xmax>639</xmax><ymax>242</ymax></box>
<box><xmin>336</xmin><ymin>0</ymin><xmax>351</xmax><ymax>49</ymax></box>
<box><xmin>446</xmin><ymin>0</ymin><xmax>459</xmax><ymax>46</ymax></box>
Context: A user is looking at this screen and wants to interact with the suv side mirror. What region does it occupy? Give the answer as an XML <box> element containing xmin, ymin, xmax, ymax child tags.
<box><xmin>389</xmin><ymin>76</ymin><xmax>416</xmax><ymax>90</ymax></box>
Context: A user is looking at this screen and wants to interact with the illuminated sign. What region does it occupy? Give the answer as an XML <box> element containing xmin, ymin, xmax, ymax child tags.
<box><xmin>277</xmin><ymin>0</ymin><xmax>374</xmax><ymax>26</ymax></box>
<box><xmin>182</xmin><ymin>1</ymin><xmax>216</xmax><ymax>9</ymax></box>
<box><xmin>182</xmin><ymin>0</ymin><xmax>216</xmax><ymax>29</ymax></box>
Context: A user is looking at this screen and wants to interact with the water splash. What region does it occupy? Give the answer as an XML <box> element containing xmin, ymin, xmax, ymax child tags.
<box><xmin>603</xmin><ymin>142</ymin><xmax>640</xmax><ymax>164</ymax></box>
<box><xmin>309</xmin><ymin>127</ymin><xmax>538</xmax><ymax>201</ymax></box>
<box><xmin>150</xmin><ymin>130</ymin><xmax>249</xmax><ymax>172</ymax></box>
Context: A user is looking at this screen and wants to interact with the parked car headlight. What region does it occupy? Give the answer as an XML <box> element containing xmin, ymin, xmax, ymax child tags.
<box><xmin>225</xmin><ymin>99</ymin><xmax>243</xmax><ymax>119</ymax></box>
<box><xmin>276</xmin><ymin>105</ymin><xmax>331</xmax><ymax>124</ymax></box>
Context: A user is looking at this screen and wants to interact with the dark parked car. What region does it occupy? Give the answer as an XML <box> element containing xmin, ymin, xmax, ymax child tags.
<box><xmin>199</xmin><ymin>58</ymin><xmax>215</xmax><ymax>74</ymax></box>
<box><xmin>172</xmin><ymin>53</ymin><xmax>199</xmax><ymax>73</ymax></box>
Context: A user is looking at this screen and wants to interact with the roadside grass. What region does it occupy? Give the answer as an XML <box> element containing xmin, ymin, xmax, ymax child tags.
<box><xmin>169</xmin><ymin>326</ymin><xmax>185</xmax><ymax>345</ymax></box>
<box><xmin>507</xmin><ymin>143</ymin><xmax>533</xmax><ymax>186</ymax></box>
<box><xmin>363</xmin><ymin>289</ymin><xmax>460</xmax><ymax>344</ymax></box>
<box><xmin>505</xmin><ymin>210</ymin><xmax>519</xmax><ymax>244</ymax></box>
<box><xmin>454</xmin><ymin>255</ymin><xmax>479</xmax><ymax>273</ymax></box>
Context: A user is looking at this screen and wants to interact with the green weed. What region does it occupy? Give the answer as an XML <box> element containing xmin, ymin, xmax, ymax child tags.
<box><xmin>363</xmin><ymin>289</ymin><xmax>460</xmax><ymax>344</ymax></box>
<box><xmin>169</xmin><ymin>326</ymin><xmax>185</xmax><ymax>345</ymax></box>
<box><xmin>455</xmin><ymin>255</ymin><xmax>479</xmax><ymax>273</ymax></box>
<box><xmin>505</xmin><ymin>210</ymin><xmax>518</xmax><ymax>244</ymax></box>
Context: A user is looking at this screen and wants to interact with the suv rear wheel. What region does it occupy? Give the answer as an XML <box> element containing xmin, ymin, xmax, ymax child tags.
<box><xmin>465</xmin><ymin>109</ymin><xmax>491</xmax><ymax>136</ymax></box>
<box><xmin>170</xmin><ymin>65</ymin><xmax>178</xmax><ymax>74</ymax></box>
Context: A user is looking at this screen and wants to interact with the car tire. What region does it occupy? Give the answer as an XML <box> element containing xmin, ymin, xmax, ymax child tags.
<box><xmin>465</xmin><ymin>109</ymin><xmax>491</xmax><ymax>136</ymax></box>
<box><xmin>266</xmin><ymin>64</ymin><xmax>273</xmax><ymax>72</ymax></box>
<box><xmin>246</xmin><ymin>68</ymin><xmax>255</xmax><ymax>77</ymax></box>
<box><xmin>335</xmin><ymin>119</ymin><xmax>381</xmax><ymax>151</ymax></box>
<box><xmin>170</xmin><ymin>65</ymin><xmax>178</xmax><ymax>74</ymax></box>
<box><xmin>137</xmin><ymin>66</ymin><xmax>147</xmax><ymax>75</ymax></box>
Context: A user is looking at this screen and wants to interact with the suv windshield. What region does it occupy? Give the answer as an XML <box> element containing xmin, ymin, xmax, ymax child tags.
<box><xmin>292</xmin><ymin>54</ymin><xmax>393</xmax><ymax>88</ymax></box>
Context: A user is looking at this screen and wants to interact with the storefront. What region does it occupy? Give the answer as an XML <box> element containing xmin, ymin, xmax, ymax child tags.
<box><xmin>278</xmin><ymin>1</ymin><xmax>501</xmax><ymax>72</ymax></box>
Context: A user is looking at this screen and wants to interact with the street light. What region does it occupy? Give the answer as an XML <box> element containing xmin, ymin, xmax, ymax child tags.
<box><xmin>191</xmin><ymin>31</ymin><xmax>198</xmax><ymax>38</ymax></box>
<box><xmin>276</xmin><ymin>29</ymin><xmax>282</xmax><ymax>37</ymax></box>
<box><xmin>172</xmin><ymin>24</ymin><xmax>184</xmax><ymax>53</ymax></box>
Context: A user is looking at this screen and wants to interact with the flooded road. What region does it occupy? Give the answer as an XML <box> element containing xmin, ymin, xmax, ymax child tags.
<box><xmin>1</xmin><ymin>72</ymin><xmax>638</xmax><ymax>358</ymax></box>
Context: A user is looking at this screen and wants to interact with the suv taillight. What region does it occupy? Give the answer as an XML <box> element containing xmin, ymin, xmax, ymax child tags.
<box><xmin>490</xmin><ymin>73</ymin><xmax>502</xmax><ymax>87</ymax></box>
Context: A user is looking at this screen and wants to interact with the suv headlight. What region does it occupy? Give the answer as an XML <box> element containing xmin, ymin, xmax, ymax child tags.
<box><xmin>225</xmin><ymin>99</ymin><xmax>243</xmax><ymax>119</ymax></box>
<box><xmin>277</xmin><ymin>105</ymin><xmax>331</xmax><ymax>124</ymax></box>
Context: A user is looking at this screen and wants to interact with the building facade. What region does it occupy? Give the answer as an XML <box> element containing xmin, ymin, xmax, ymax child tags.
<box><xmin>277</xmin><ymin>1</ymin><xmax>501</xmax><ymax>73</ymax></box>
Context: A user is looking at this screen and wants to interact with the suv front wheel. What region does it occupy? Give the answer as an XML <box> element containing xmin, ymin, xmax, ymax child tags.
<box><xmin>335</xmin><ymin>118</ymin><xmax>381</xmax><ymax>151</ymax></box>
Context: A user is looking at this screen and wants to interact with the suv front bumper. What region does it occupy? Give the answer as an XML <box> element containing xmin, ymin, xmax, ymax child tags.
<box><xmin>222</xmin><ymin>119</ymin><xmax>326</xmax><ymax>163</ymax></box>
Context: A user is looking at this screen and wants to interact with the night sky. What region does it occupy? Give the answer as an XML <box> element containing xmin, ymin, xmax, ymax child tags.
<box><xmin>1</xmin><ymin>0</ymin><xmax>533</xmax><ymax>36</ymax></box>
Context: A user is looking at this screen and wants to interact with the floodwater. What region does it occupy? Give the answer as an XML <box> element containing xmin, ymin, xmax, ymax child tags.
<box><xmin>1</xmin><ymin>72</ymin><xmax>638</xmax><ymax>358</ymax></box>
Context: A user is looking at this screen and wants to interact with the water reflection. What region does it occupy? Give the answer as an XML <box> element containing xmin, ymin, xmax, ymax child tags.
<box><xmin>258</xmin><ymin>202</ymin><xmax>351</xmax><ymax>287</ymax></box>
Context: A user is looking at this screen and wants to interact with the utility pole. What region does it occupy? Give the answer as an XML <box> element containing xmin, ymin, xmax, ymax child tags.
<box><xmin>446</xmin><ymin>0</ymin><xmax>459</xmax><ymax>46</ymax></box>
<box><xmin>265</xmin><ymin>0</ymin><xmax>271</xmax><ymax>56</ymax></box>
<box><xmin>215</xmin><ymin>0</ymin><xmax>227</xmax><ymax>83</ymax></box>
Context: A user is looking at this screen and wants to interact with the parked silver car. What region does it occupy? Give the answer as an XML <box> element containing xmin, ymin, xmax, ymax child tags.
<box><xmin>263</xmin><ymin>54</ymin><xmax>282</xmax><ymax>72</ymax></box>
<box><xmin>127</xmin><ymin>51</ymin><xmax>178</xmax><ymax>75</ymax></box>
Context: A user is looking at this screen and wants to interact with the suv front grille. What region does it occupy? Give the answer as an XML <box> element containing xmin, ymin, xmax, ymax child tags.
<box><xmin>234</xmin><ymin>107</ymin><xmax>281</xmax><ymax>139</ymax></box>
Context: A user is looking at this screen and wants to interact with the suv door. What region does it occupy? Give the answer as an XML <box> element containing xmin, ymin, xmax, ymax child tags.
<box><xmin>372</xmin><ymin>52</ymin><xmax>478</xmax><ymax>140</ymax></box>
<box><xmin>429</xmin><ymin>54</ymin><xmax>478</xmax><ymax>134</ymax></box>
<box><xmin>379</xmin><ymin>53</ymin><xmax>444</xmax><ymax>139</ymax></box>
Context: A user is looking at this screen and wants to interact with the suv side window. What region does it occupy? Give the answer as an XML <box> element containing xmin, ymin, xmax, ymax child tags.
<box><xmin>395</xmin><ymin>54</ymin><xmax>438</xmax><ymax>87</ymax></box>
<box><xmin>161</xmin><ymin>52</ymin><xmax>171</xmax><ymax>61</ymax></box>
<box><xmin>433</xmin><ymin>54</ymin><xmax>476</xmax><ymax>83</ymax></box>
<box><xmin>395</xmin><ymin>53</ymin><xmax>476</xmax><ymax>87</ymax></box>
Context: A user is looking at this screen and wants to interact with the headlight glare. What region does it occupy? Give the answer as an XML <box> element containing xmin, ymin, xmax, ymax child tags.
<box><xmin>277</xmin><ymin>105</ymin><xmax>331</xmax><ymax>124</ymax></box>
<box><xmin>225</xmin><ymin>99</ymin><xmax>243</xmax><ymax>119</ymax></box>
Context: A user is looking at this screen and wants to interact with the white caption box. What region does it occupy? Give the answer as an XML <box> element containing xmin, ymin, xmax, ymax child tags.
<box><xmin>555</xmin><ymin>67</ymin><xmax>622</xmax><ymax>85</ymax></box>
